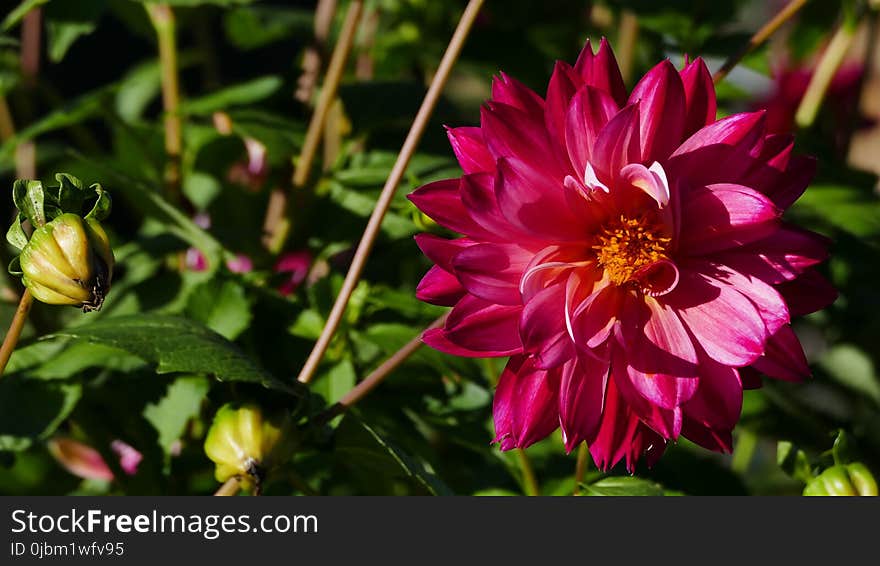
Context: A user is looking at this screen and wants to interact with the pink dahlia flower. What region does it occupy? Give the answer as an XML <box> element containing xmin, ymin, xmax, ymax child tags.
<box><xmin>408</xmin><ymin>39</ymin><xmax>836</xmax><ymax>471</ymax></box>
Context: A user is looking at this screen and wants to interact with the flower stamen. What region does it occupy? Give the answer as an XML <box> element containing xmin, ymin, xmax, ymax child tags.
<box><xmin>593</xmin><ymin>214</ymin><xmax>671</xmax><ymax>286</ymax></box>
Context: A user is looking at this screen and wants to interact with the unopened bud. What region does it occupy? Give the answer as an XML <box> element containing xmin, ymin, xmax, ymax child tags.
<box><xmin>803</xmin><ymin>463</ymin><xmax>878</xmax><ymax>496</ymax></box>
<box><xmin>204</xmin><ymin>403</ymin><xmax>287</xmax><ymax>492</ymax></box>
<box><xmin>19</xmin><ymin>213</ymin><xmax>114</xmax><ymax>311</ymax></box>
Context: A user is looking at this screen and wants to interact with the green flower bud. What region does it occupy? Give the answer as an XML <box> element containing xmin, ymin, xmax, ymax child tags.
<box><xmin>204</xmin><ymin>403</ymin><xmax>287</xmax><ymax>492</ymax></box>
<box><xmin>803</xmin><ymin>463</ymin><xmax>878</xmax><ymax>496</ymax></box>
<box><xmin>19</xmin><ymin>213</ymin><xmax>114</xmax><ymax>312</ymax></box>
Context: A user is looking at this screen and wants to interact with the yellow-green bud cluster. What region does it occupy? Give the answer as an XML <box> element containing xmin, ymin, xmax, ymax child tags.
<box><xmin>19</xmin><ymin>213</ymin><xmax>114</xmax><ymax>312</ymax></box>
<box><xmin>204</xmin><ymin>403</ymin><xmax>285</xmax><ymax>492</ymax></box>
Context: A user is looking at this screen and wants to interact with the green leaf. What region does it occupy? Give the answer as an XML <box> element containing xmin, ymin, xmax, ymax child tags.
<box><xmin>143</xmin><ymin>374</ymin><xmax>209</xmax><ymax>460</ymax></box>
<box><xmin>223</xmin><ymin>6</ymin><xmax>313</xmax><ymax>51</ymax></box>
<box><xmin>185</xmin><ymin>279</ymin><xmax>252</xmax><ymax>340</ymax></box>
<box><xmin>12</xmin><ymin>179</ymin><xmax>47</xmax><ymax>228</ymax></box>
<box><xmin>777</xmin><ymin>441</ymin><xmax>813</xmax><ymax>483</ymax></box>
<box><xmin>793</xmin><ymin>184</ymin><xmax>880</xmax><ymax>239</ymax></box>
<box><xmin>179</xmin><ymin>76</ymin><xmax>283</xmax><ymax>116</ymax></box>
<box><xmin>1</xmin><ymin>0</ymin><xmax>50</xmax><ymax>32</ymax></box>
<box><xmin>46</xmin><ymin>20</ymin><xmax>96</xmax><ymax>63</ymax></box>
<box><xmin>335</xmin><ymin>414</ymin><xmax>453</xmax><ymax>495</ymax></box>
<box><xmin>6</xmin><ymin>213</ymin><xmax>27</xmax><ymax>251</ymax></box>
<box><xmin>315</xmin><ymin>358</ymin><xmax>356</xmax><ymax>405</ymax></box>
<box><xmin>582</xmin><ymin>476</ymin><xmax>680</xmax><ymax>496</ymax></box>
<box><xmin>44</xmin><ymin>314</ymin><xmax>304</xmax><ymax>397</ymax></box>
<box><xmin>0</xmin><ymin>379</ymin><xmax>81</xmax><ymax>451</ymax></box>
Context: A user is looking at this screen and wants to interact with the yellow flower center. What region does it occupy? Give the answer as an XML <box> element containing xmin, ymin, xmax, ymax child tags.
<box><xmin>592</xmin><ymin>214</ymin><xmax>671</xmax><ymax>286</ymax></box>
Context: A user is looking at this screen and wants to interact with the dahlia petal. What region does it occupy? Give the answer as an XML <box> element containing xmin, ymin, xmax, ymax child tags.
<box><xmin>446</xmin><ymin>126</ymin><xmax>495</xmax><ymax>174</ymax></box>
<box><xmin>715</xmin><ymin>224</ymin><xmax>829</xmax><ymax>284</ymax></box>
<box><xmin>628</xmin><ymin>59</ymin><xmax>687</xmax><ymax>162</ymax></box>
<box><xmin>620</xmin><ymin>162</ymin><xmax>670</xmax><ymax>208</ymax></box>
<box><xmin>564</xmin><ymin>85</ymin><xmax>619</xmax><ymax>180</ymax></box>
<box><xmin>615</xmin><ymin>293</ymin><xmax>699</xmax><ymax>377</ymax></box>
<box><xmin>493</xmin><ymin>356</ymin><xmax>560</xmax><ymax>450</ymax></box>
<box><xmin>673</xmin><ymin>111</ymin><xmax>766</xmax><ymax>158</ymax></box>
<box><xmin>739</xmin><ymin>367</ymin><xmax>764</xmax><ymax>390</ymax></box>
<box><xmin>495</xmin><ymin>157</ymin><xmax>588</xmax><ymax>241</ymax></box>
<box><xmin>481</xmin><ymin>102</ymin><xmax>561</xmax><ymax>176</ymax></box>
<box><xmin>776</xmin><ymin>270</ymin><xmax>838</xmax><ymax>317</ymax></box>
<box><xmin>611</xmin><ymin>345</ymin><xmax>682</xmax><ymax>439</ymax></box>
<box><xmin>765</xmin><ymin>155</ymin><xmax>816</xmax><ymax>209</ymax></box>
<box><xmin>590</xmin><ymin>371</ymin><xmax>672</xmax><ymax>471</ymax></box>
<box><xmin>413</xmin><ymin>234</ymin><xmax>474</xmax><ymax>272</ymax></box>
<box><xmin>679</xmin><ymin>57</ymin><xmax>717</xmax><ymax>138</ymax></box>
<box><xmin>435</xmin><ymin>295</ymin><xmax>523</xmax><ymax>356</ymax></box>
<box><xmin>681</xmin><ymin>418</ymin><xmax>733</xmax><ymax>453</ymax></box>
<box><xmin>690</xmin><ymin>260</ymin><xmax>790</xmax><ymax>336</ymax></box>
<box><xmin>559</xmin><ymin>353</ymin><xmax>609</xmax><ymax>452</ymax></box>
<box><xmin>415</xmin><ymin>265</ymin><xmax>465</xmax><ymax>306</ymax></box>
<box><xmin>592</xmin><ymin>103</ymin><xmax>642</xmax><ymax>185</ymax></box>
<box><xmin>681</xmin><ymin>355</ymin><xmax>742</xmax><ymax>430</ymax></box>
<box><xmin>751</xmin><ymin>325</ymin><xmax>810</xmax><ymax>382</ymax></box>
<box><xmin>519</xmin><ymin>246</ymin><xmax>590</xmax><ymax>301</ymax></box>
<box><xmin>574</xmin><ymin>37</ymin><xmax>628</xmax><ymax>107</ymax></box>
<box><xmin>407</xmin><ymin>178</ymin><xmax>492</xmax><ymax>239</ymax></box>
<box><xmin>460</xmin><ymin>173</ymin><xmax>545</xmax><ymax>246</ymax></box>
<box><xmin>668</xmin><ymin>112</ymin><xmax>767</xmax><ymax>188</ymax></box>
<box><xmin>491</xmin><ymin>72</ymin><xmax>545</xmax><ymax>116</ymax></box>
<box><xmin>520</xmin><ymin>283</ymin><xmax>575</xmax><ymax>369</ymax></box>
<box><xmin>545</xmin><ymin>61</ymin><xmax>584</xmax><ymax>148</ymax></box>
<box><xmin>570</xmin><ymin>283</ymin><xmax>622</xmax><ymax>349</ymax></box>
<box><xmin>679</xmin><ymin>183</ymin><xmax>780</xmax><ymax>256</ymax></box>
<box><xmin>665</xmin><ymin>269</ymin><xmax>767</xmax><ymax>367</ymax></box>
<box><xmin>452</xmin><ymin>242</ymin><xmax>531</xmax><ymax>305</ymax></box>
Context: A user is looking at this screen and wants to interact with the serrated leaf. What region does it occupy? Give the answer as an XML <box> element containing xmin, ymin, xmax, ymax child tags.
<box><xmin>335</xmin><ymin>414</ymin><xmax>453</xmax><ymax>495</ymax></box>
<box><xmin>144</xmin><ymin>374</ymin><xmax>209</xmax><ymax>460</ymax></box>
<box><xmin>44</xmin><ymin>314</ymin><xmax>304</xmax><ymax>398</ymax></box>
<box><xmin>185</xmin><ymin>279</ymin><xmax>252</xmax><ymax>340</ymax></box>
<box><xmin>0</xmin><ymin>379</ymin><xmax>81</xmax><ymax>451</ymax></box>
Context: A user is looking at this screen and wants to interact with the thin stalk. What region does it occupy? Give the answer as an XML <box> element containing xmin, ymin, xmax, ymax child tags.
<box><xmin>315</xmin><ymin>315</ymin><xmax>447</xmax><ymax>424</ymax></box>
<box><xmin>0</xmin><ymin>290</ymin><xmax>33</xmax><ymax>377</ymax></box>
<box><xmin>295</xmin><ymin>0</ymin><xmax>339</xmax><ymax>103</ymax></box>
<box><xmin>264</xmin><ymin>0</ymin><xmax>363</xmax><ymax>253</ymax></box>
<box><xmin>16</xmin><ymin>7</ymin><xmax>41</xmax><ymax>179</ymax></box>
<box><xmin>296</xmin><ymin>0</ymin><xmax>485</xmax><ymax>385</ymax></box>
<box><xmin>713</xmin><ymin>0</ymin><xmax>809</xmax><ymax>84</ymax></box>
<box><xmin>731</xmin><ymin>428</ymin><xmax>759</xmax><ymax>475</ymax></box>
<box><xmin>616</xmin><ymin>11</ymin><xmax>639</xmax><ymax>83</ymax></box>
<box><xmin>517</xmin><ymin>449</ymin><xmax>540</xmax><ymax>496</ymax></box>
<box><xmin>146</xmin><ymin>4</ymin><xmax>183</xmax><ymax>202</ymax></box>
<box><xmin>573</xmin><ymin>443</ymin><xmax>590</xmax><ymax>495</ymax></box>
<box><xmin>213</xmin><ymin>477</ymin><xmax>242</xmax><ymax>497</ymax></box>
<box><xmin>794</xmin><ymin>19</ymin><xmax>859</xmax><ymax>128</ymax></box>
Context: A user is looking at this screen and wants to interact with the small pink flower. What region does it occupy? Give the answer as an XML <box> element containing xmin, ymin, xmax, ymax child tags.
<box><xmin>228</xmin><ymin>137</ymin><xmax>268</xmax><ymax>191</ymax></box>
<box><xmin>275</xmin><ymin>251</ymin><xmax>312</xmax><ymax>296</ymax></box>
<box><xmin>111</xmin><ymin>440</ymin><xmax>143</xmax><ymax>476</ymax></box>
<box><xmin>408</xmin><ymin>39</ymin><xmax>835</xmax><ymax>471</ymax></box>
<box><xmin>226</xmin><ymin>254</ymin><xmax>254</xmax><ymax>274</ymax></box>
<box><xmin>48</xmin><ymin>438</ymin><xmax>143</xmax><ymax>480</ymax></box>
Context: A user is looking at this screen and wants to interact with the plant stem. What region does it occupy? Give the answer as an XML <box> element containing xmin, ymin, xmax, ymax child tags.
<box><xmin>794</xmin><ymin>19</ymin><xmax>858</xmax><ymax>128</ymax></box>
<box><xmin>214</xmin><ymin>477</ymin><xmax>242</xmax><ymax>496</ymax></box>
<box><xmin>296</xmin><ymin>0</ymin><xmax>485</xmax><ymax>385</ymax></box>
<box><xmin>263</xmin><ymin>0</ymin><xmax>363</xmax><ymax>253</ymax></box>
<box><xmin>16</xmin><ymin>7</ymin><xmax>41</xmax><ymax>179</ymax></box>
<box><xmin>573</xmin><ymin>443</ymin><xmax>590</xmax><ymax>495</ymax></box>
<box><xmin>314</xmin><ymin>315</ymin><xmax>446</xmax><ymax>424</ymax></box>
<box><xmin>146</xmin><ymin>4</ymin><xmax>183</xmax><ymax>202</ymax></box>
<box><xmin>731</xmin><ymin>428</ymin><xmax>759</xmax><ymax>475</ymax></box>
<box><xmin>295</xmin><ymin>0</ymin><xmax>339</xmax><ymax>104</ymax></box>
<box><xmin>713</xmin><ymin>0</ymin><xmax>808</xmax><ymax>84</ymax></box>
<box><xmin>517</xmin><ymin>449</ymin><xmax>540</xmax><ymax>496</ymax></box>
<box><xmin>0</xmin><ymin>290</ymin><xmax>33</xmax><ymax>377</ymax></box>
<box><xmin>616</xmin><ymin>11</ymin><xmax>639</xmax><ymax>83</ymax></box>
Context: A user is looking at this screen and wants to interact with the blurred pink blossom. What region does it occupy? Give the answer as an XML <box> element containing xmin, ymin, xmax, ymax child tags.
<box><xmin>48</xmin><ymin>438</ymin><xmax>142</xmax><ymax>481</ymax></box>
<box><xmin>275</xmin><ymin>251</ymin><xmax>312</xmax><ymax>296</ymax></box>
